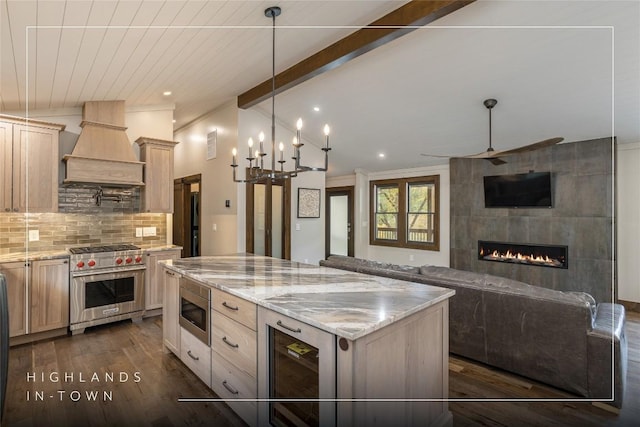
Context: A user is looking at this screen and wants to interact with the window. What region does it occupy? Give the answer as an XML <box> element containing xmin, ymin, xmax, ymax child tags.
<box><xmin>370</xmin><ymin>175</ymin><xmax>439</xmax><ymax>250</ymax></box>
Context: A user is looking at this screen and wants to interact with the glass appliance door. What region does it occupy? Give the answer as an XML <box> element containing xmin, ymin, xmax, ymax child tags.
<box><xmin>270</xmin><ymin>328</ymin><xmax>320</xmax><ymax>426</ymax></box>
<box><xmin>85</xmin><ymin>276</ymin><xmax>134</xmax><ymax>308</ymax></box>
<box><xmin>181</xmin><ymin>295</ymin><xmax>207</xmax><ymax>332</ymax></box>
<box><xmin>258</xmin><ymin>308</ymin><xmax>335</xmax><ymax>427</ymax></box>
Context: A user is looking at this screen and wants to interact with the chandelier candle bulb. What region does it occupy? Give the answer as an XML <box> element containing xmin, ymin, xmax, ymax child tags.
<box><xmin>296</xmin><ymin>118</ymin><xmax>302</xmax><ymax>146</ymax></box>
<box><xmin>279</xmin><ymin>142</ymin><xmax>284</xmax><ymax>161</ymax></box>
<box><xmin>232</xmin><ymin>148</ymin><xmax>237</xmax><ymax>165</ymax></box>
<box><xmin>259</xmin><ymin>131</ymin><xmax>265</xmax><ymax>154</ymax></box>
<box><xmin>324</xmin><ymin>124</ymin><xmax>330</xmax><ymax>149</ymax></box>
<box><xmin>248</xmin><ymin>137</ymin><xmax>254</xmax><ymax>158</ymax></box>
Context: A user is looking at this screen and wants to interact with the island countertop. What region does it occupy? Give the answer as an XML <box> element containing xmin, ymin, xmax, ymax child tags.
<box><xmin>161</xmin><ymin>254</ymin><xmax>455</xmax><ymax>341</ymax></box>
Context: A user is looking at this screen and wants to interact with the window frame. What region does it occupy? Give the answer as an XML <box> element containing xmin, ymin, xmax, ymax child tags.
<box><xmin>369</xmin><ymin>175</ymin><xmax>440</xmax><ymax>251</ymax></box>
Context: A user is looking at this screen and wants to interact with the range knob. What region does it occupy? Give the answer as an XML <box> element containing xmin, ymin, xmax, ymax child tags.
<box><xmin>116</xmin><ymin>258</ymin><xmax>123</xmax><ymax>265</ymax></box>
<box><xmin>125</xmin><ymin>257</ymin><xmax>133</xmax><ymax>264</ymax></box>
<box><xmin>135</xmin><ymin>256</ymin><xmax>142</xmax><ymax>263</ymax></box>
<box><xmin>88</xmin><ymin>260</ymin><xmax>96</xmax><ymax>267</ymax></box>
<box><xmin>76</xmin><ymin>261</ymin><xmax>85</xmax><ymax>268</ymax></box>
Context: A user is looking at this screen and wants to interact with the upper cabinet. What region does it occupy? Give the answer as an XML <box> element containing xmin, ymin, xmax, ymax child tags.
<box><xmin>135</xmin><ymin>137</ymin><xmax>179</xmax><ymax>213</ymax></box>
<box><xmin>0</xmin><ymin>115</ymin><xmax>65</xmax><ymax>213</ymax></box>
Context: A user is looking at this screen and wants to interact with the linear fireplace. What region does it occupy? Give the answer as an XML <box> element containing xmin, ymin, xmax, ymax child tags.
<box><xmin>478</xmin><ymin>240</ymin><xmax>568</xmax><ymax>269</ymax></box>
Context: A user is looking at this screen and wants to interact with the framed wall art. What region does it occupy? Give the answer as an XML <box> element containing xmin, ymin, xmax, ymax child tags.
<box><xmin>297</xmin><ymin>188</ymin><xmax>321</xmax><ymax>218</ymax></box>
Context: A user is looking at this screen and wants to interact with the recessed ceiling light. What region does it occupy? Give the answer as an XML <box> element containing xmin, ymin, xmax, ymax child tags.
<box><xmin>313</xmin><ymin>106</ymin><xmax>320</xmax><ymax>112</ymax></box>
<box><xmin>172</xmin><ymin>119</ymin><xmax>176</xmax><ymax>123</ymax></box>
<box><xmin>378</xmin><ymin>153</ymin><xmax>385</xmax><ymax>158</ymax></box>
<box><xmin>163</xmin><ymin>91</ymin><xmax>172</xmax><ymax>96</ymax></box>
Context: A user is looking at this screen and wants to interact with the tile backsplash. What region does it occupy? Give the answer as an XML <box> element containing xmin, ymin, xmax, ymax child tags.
<box><xmin>0</xmin><ymin>212</ymin><xmax>167</xmax><ymax>254</ymax></box>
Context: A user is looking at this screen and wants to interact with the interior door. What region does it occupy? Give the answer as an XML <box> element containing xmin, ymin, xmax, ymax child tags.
<box><xmin>246</xmin><ymin>174</ymin><xmax>290</xmax><ymax>259</ymax></box>
<box><xmin>325</xmin><ymin>186</ymin><xmax>354</xmax><ymax>258</ymax></box>
<box><xmin>173</xmin><ymin>174</ymin><xmax>201</xmax><ymax>257</ymax></box>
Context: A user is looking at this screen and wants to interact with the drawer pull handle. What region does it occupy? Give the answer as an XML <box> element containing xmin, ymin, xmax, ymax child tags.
<box><xmin>222</xmin><ymin>336</ymin><xmax>239</xmax><ymax>348</ymax></box>
<box><xmin>187</xmin><ymin>350</ymin><xmax>199</xmax><ymax>361</ymax></box>
<box><xmin>222</xmin><ymin>380</ymin><xmax>239</xmax><ymax>395</ymax></box>
<box><xmin>277</xmin><ymin>320</ymin><xmax>301</xmax><ymax>334</ymax></box>
<box><xmin>222</xmin><ymin>301</ymin><xmax>239</xmax><ymax>311</ymax></box>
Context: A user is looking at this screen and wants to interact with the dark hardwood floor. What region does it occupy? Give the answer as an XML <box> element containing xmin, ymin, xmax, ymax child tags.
<box><xmin>4</xmin><ymin>312</ymin><xmax>639</xmax><ymax>426</ymax></box>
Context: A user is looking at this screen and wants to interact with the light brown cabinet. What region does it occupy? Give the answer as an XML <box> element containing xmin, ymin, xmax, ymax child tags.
<box><xmin>211</xmin><ymin>289</ymin><xmax>258</xmax><ymax>427</ymax></box>
<box><xmin>30</xmin><ymin>259</ymin><xmax>70</xmax><ymax>333</ymax></box>
<box><xmin>145</xmin><ymin>249</ymin><xmax>181</xmax><ymax>311</ymax></box>
<box><xmin>135</xmin><ymin>137</ymin><xmax>179</xmax><ymax>213</ymax></box>
<box><xmin>0</xmin><ymin>261</ymin><xmax>28</xmax><ymax>337</ymax></box>
<box><xmin>0</xmin><ymin>258</ymin><xmax>70</xmax><ymax>339</ymax></box>
<box><xmin>162</xmin><ymin>268</ymin><xmax>181</xmax><ymax>355</ymax></box>
<box><xmin>0</xmin><ymin>115</ymin><xmax>65</xmax><ymax>213</ymax></box>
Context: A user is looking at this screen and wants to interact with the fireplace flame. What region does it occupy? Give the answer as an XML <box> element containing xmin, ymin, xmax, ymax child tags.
<box><xmin>484</xmin><ymin>249</ymin><xmax>563</xmax><ymax>267</ymax></box>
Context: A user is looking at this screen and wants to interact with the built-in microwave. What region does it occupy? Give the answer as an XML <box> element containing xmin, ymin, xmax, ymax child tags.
<box><xmin>179</xmin><ymin>278</ymin><xmax>210</xmax><ymax>345</ymax></box>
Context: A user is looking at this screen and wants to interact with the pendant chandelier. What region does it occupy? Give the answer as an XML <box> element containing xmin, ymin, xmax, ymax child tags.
<box><xmin>231</xmin><ymin>6</ymin><xmax>331</xmax><ymax>183</ymax></box>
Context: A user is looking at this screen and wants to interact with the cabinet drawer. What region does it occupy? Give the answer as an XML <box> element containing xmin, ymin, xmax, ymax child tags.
<box><xmin>180</xmin><ymin>327</ymin><xmax>211</xmax><ymax>387</ymax></box>
<box><xmin>211</xmin><ymin>310</ymin><xmax>257</xmax><ymax>378</ymax></box>
<box><xmin>211</xmin><ymin>351</ymin><xmax>257</xmax><ymax>426</ymax></box>
<box><xmin>212</xmin><ymin>288</ymin><xmax>256</xmax><ymax>330</ymax></box>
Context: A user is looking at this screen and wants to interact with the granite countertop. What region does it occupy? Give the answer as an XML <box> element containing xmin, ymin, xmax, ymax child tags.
<box><xmin>0</xmin><ymin>244</ymin><xmax>181</xmax><ymax>263</ymax></box>
<box><xmin>0</xmin><ymin>250</ymin><xmax>70</xmax><ymax>263</ymax></box>
<box><xmin>161</xmin><ymin>254</ymin><xmax>455</xmax><ymax>341</ymax></box>
<box><xmin>141</xmin><ymin>245</ymin><xmax>182</xmax><ymax>252</ymax></box>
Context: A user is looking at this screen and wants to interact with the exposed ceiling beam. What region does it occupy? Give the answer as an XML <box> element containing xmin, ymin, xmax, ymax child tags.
<box><xmin>237</xmin><ymin>0</ymin><xmax>476</xmax><ymax>109</ymax></box>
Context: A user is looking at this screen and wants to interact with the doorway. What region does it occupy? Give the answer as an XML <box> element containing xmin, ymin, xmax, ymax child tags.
<box><xmin>246</xmin><ymin>174</ymin><xmax>291</xmax><ymax>259</ymax></box>
<box><xmin>325</xmin><ymin>186</ymin><xmax>355</xmax><ymax>259</ymax></box>
<box><xmin>173</xmin><ymin>174</ymin><xmax>201</xmax><ymax>258</ymax></box>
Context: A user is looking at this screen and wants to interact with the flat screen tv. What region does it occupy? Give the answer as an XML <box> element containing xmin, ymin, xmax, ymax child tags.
<box><xmin>483</xmin><ymin>172</ymin><xmax>552</xmax><ymax>208</ymax></box>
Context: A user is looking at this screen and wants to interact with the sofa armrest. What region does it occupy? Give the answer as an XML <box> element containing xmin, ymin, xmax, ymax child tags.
<box><xmin>587</xmin><ymin>303</ymin><xmax>627</xmax><ymax>408</ymax></box>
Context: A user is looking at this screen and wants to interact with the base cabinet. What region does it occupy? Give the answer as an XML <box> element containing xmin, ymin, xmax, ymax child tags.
<box><xmin>180</xmin><ymin>326</ymin><xmax>211</xmax><ymax>387</ymax></box>
<box><xmin>0</xmin><ymin>262</ymin><xmax>27</xmax><ymax>337</ymax></box>
<box><xmin>162</xmin><ymin>271</ymin><xmax>451</xmax><ymax>427</ymax></box>
<box><xmin>162</xmin><ymin>268</ymin><xmax>181</xmax><ymax>355</ymax></box>
<box><xmin>211</xmin><ymin>288</ymin><xmax>258</xmax><ymax>427</ymax></box>
<box><xmin>145</xmin><ymin>249</ymin><xmax>181</xmax><ymax>311</ymax></box>
<box><xmin>30</xmin><ymin>259</ymin><xmax>70</xmax><ymax>333</ymax></box>
<box><xmin>211</xmin><ymin>348</ymin><xmax>258</xmax><ymax>426</ymax></box>
<box><xmin>0</xmin><ymin>258</ymin><xmax>69</xmax><ymax>340</ymax></box>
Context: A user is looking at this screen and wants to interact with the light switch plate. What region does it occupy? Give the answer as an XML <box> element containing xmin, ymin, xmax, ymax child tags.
<box><xmin>28</xmin><ymin>229</ymin><xmax>39</xmax><ymax>241</ymax></box>
<box><xmin>135</xmin><ymin>228</ymin><xmax>143</xmax><ymax>237</ymax></box>
<box><xmin>295</xmin><ymin>223</ymin><xmax>301</xmax><ymax>231</ymax></box>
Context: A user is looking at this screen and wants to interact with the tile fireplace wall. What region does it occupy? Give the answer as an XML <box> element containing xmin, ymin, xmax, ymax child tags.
<box><xmin>450</xmin><ymin>138</ymin><xmax>614</xmax><ymax>303</ymax></box>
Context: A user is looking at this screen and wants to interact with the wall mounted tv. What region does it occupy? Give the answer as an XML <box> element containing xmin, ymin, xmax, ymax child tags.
<box><xmin>483</xmin><ymin>172</ymin><xmax>553</xmax><ymax>208</ymax></box>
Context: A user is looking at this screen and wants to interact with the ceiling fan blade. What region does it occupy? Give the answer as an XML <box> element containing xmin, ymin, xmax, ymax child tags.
<box><xmin>486</xmin><ymin>157</ymin><xmax>507</xmax><ymax>166</ymax></box>
<box><xmin>493</xmin><ymin>137</ymin><xmax>564</xmax><ymax>157</ymax></box>
<box><xmin>420</xmin><ymin>153</ymin><xmax>455</xmax><ymax>158</ymax></box>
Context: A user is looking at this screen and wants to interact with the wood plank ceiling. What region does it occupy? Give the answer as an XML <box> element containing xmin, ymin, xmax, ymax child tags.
<box><xmin>0</xmin><ymin>0</ymin><xmax>408</xmax><ymax>127</ymax></box>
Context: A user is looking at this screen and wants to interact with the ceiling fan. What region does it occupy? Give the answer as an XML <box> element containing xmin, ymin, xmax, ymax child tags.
<box><xmin>421</xmin><ymin>98</ymin><xmax>564</xmax><ymax>165</ymax></box>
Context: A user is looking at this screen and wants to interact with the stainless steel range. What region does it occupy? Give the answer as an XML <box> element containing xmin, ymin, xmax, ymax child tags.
<box><xmin>69</xmin><ymin>244</ymin><xmax>146</xmax><ymax>334</ymax></box>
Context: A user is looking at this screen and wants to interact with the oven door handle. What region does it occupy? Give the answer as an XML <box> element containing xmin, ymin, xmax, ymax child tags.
<box><xmin>71</xmin><ymin>265</ymin><xmax>146</xmax><ymax>277</ymax></box>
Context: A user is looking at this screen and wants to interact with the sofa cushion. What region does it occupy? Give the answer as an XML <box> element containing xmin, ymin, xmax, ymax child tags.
<box><xmin>482</xmin><ymin>290</ymin><xmax>591</xmax><ymax>396</ymax></box>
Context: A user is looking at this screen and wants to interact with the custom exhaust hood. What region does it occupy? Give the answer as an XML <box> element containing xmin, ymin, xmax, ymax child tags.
<box><xmin>63</xmin><ymin>100</ymin><xmax>144</xmax><ymax>186</ymax></box>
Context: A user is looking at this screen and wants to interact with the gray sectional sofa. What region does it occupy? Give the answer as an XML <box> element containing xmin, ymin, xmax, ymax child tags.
<box><xmin>319</xmin><ymin>255</ymin><xmax>627</xmax><ymax>408</ymax></box>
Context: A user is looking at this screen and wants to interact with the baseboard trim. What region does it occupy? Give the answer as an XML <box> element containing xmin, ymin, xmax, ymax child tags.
<box><xmin>10</xmin><ymin>327</ymin><xmax>68</xmax><ymax>347</ymax></box>
<box><xmin>618</xmin><ymin>300</ymin><xmax>640</xmax><ymax>313</ymax></box>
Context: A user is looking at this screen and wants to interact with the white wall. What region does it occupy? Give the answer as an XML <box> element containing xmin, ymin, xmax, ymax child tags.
<box><xmin>236</xmin><ymin>108</ymin><xmax>326</xmax><ymax>265</ymax></box>
<box><xmin>11</xmin><ymin>103</ymin><xmax>174</xmax><ymax>140</ymax></box>
<box><xmin>328</xmin><ymin>164</ymin><xmax>450</xmax><ymax>267</ymax></box>
<box><xmin>617</xmin><ymin>142</ymin><xmax>640</xmax><ymax>303</ymax></box>
<box><xmin>174</xmin><ymin>100</ymin><xmax>238</xmax><ymax>255</ymax></box>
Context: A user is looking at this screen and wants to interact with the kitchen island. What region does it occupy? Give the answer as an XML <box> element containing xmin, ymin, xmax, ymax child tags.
<box><xmin>161</xmin><ymin>254</ymin><xmax>455</xmax><ymax>427</ymax></box>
